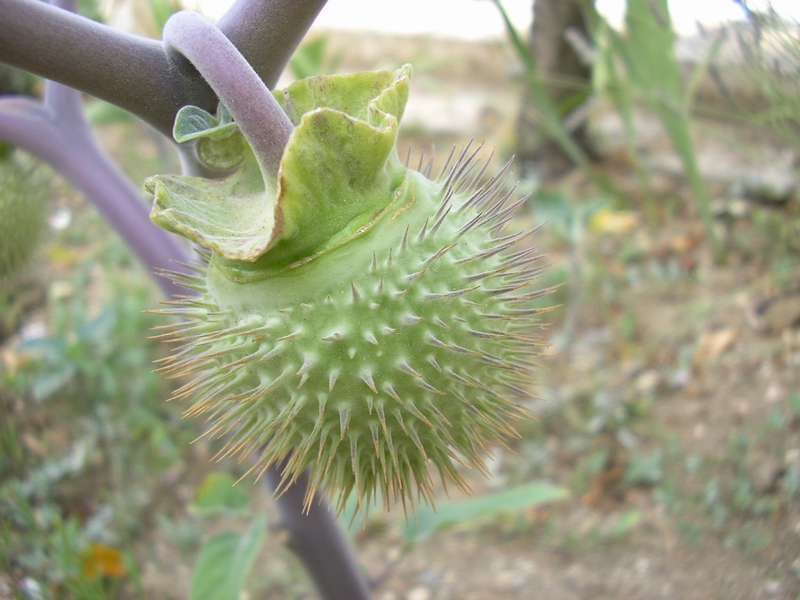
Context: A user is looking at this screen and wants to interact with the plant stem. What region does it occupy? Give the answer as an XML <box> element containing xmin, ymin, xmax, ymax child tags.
<box><xmin>0</xmin><ymin>0</ymin><xmax>216</xmax><ymax>138</ymax></box>
<box><xmin>265</xmin><ymin>466</ymin><xmax>373</xmax><ymax>600</ymax></box>
<box><xmin>163</xmin><ymin>11</ymin><xmax>293</xmax><ymax>182</ymax></box>
<box><xmin>217</xmin><ymin>0</ymin><xmax>328</xmax><ymax>89</ymax></box>
<box><xmin>0</xmin><ymin>86</ymin><xmax>190</xmax><ymax>298</ymax></box>
<box><xmin>0</xmin><ymin>0</ymin><xmax>327</xmax><ymax>141</ymax></box>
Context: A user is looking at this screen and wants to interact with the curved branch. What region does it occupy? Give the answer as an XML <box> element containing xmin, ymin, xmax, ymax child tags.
<box><xmin>163</xmin><ymin>11</ymin><xmax>293</xmax><ymax>182</ymax></box>
<box><xmin>265</xmin><ymin>467</ymin><xmax>372</xmax><ymax>600</ymax></box>
<box><xmin>217</xmin><ymin>0</ymin><xmax>328</xmax><ymax>89</ymax></box>
<box><xmin>0</xmin><ymin>94</ymin><xmax>191</xmax><ymax>298</ymax></box>
<box><xmin>0</xmin><ymin>0</ymin><xmax>216</xmax><ymax>138</ymax></box>
<box><xmin>0</xmin><ymin>0</ymin><xmax>327</xmax><ymax>140</ymax></box>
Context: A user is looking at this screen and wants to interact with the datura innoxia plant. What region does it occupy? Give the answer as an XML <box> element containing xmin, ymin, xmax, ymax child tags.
<box><xmin>146</xmin><ymin>64</ymin><xmax>553</xmax><ymax>514</ymax></box>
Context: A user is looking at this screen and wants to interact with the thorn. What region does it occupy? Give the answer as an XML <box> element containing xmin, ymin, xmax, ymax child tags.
<box><xmin>461</xmin><ymin>148</ymin><xmax>494</xmax><ymax>195</ymax></box>
<box><xmin>429</xmin><ymin>204</ymin><xmax>452</xmax><ymax>236</ymax></box>
<box><xmin>406</xmin><ymin>403</ymin><xmax>434</xmax><ymax>427</ymax></box>
<box><xmin>422</xmin><ymin>155</ymin><xmax>435</xmax><ymax>178</ymax></box>
<box><xmin>407</xmin><ymin>426</ymin><xmax>428</xmax><ymax>460</ymax></box>
<box><xmin>339</xmin><ymin>409</ymin><xmax>350</xmax><ymax>439</ymax></box>
<box><xmin>460</xmin><ymin>157</ymin><xmax>514</xmax><ymax>213</ymax></box>
<box><xmin>364</xmin><ymin>331</ymin><xmax>379</xmax><ymax>345</ymax></box>
<box><xmin>403</xmin><ymin>313</ymin><xmax>424</xmax><ymax>324</ymax></box>
<box><xmin>424</xmin><ymin>286</ymin><xmax>479</xmax><ymax>301</ymax></box>
<box><xmin>433</xmin><ymin>187</ymin><xmax>455</xmax><ymax>223</ymax></box>
<box><xmin>436</xmin><ymin>145</ymin><xmax>457</xmax><ymax>183</ymax></box>
<box><xmin>371</xmin><ymin>251</ymin><xmax>378</xmax><ymax>272</ymax></box>
<box><xmin>405</xmin><ymin>269</ymin><xmax>425</xmax><ymax>283</ymax></box>
<box><xmin>416</xmin><ymin>217</ymin><xmax>429</xmax><ymax>241</ymax></box>
<box><xmin>350</xmin><ymin>281</ymin><xmax>361</xmax><ymax>303</ymax></box>
<box><xmin>399</xmin><ymin>361</ymin><xmax>422</xmax><ymax>378</ymax></box>
<box><xmin>427</xmin><ymin>355</ymin><xmax>443</xmax><ymax>372</ymax></box>
<box><xmin>483</xmin><ymin>194</ymin><xmax>530</xmax><ymax>230</ymax></box>
<box><xmin>463</xmin><ymin>264</ymin><xmax>511</xmax><ymax>282</ymax></box>
<box><xmin>454</xmin><ymin>239</ymin><xmax>516</xmax><ymax>265</ymax></box>
<box><xmin>276</xmin><ymin>331</ymin><xmax>301</xmax><ymax>342</ymax></box>
<box><xmin>384</xmin><ymin>384</ymin><xmax>404</xmax><ymax>404</ymax></box>
<box><xmin>329</xmin><ymin>371</ymin><xmax>338</xmax><ymax>392</ymax></box>
<box><xmin>415</xmin><ymin>378</ymin><xmax>446</xmax><ymax>395</ymax></box>
<box><xmin>361</xmin><ymin>371</ymin><xmax>378</xmax><ymax>393</ymax></box>
<box><xmin>296</xmin><ymin>357</ymin><xmax>314</xmax><ymax>377</ymax></box>
<box><xmin>421</xmin><ymin>243</ymin><xmax>457</xmax><ymax>269</ymax></box>
<box><xmin>296</xmin><ymin>358</ymin><xmax>314</xmax><ymax>388</ymax></box>
<box><xmin>400</xmin><ymin>226</ymin><xmax>410</xmax><ymax>252</ymax></box>
<box><xmin>455</xmin><ymin>213</ymin><xmax>483</xmax><ymax>238</ymax></box>
<box><xmin>427</xmin><ymin>335</ymin><xmax>453</xmax><ymax>350</ymax></box>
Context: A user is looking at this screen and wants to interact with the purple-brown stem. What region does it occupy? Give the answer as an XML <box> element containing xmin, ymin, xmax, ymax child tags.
<box><xmin>163</xmin><ymin>11</ymin><xmax>293</xmax><ymax>182</ymax></box>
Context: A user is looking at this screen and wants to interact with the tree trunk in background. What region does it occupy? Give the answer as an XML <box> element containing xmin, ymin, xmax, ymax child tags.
<box><xmin>518</xmin><ymin>0</ymin><xmax>594</xmax><ymax>181</ymax></box>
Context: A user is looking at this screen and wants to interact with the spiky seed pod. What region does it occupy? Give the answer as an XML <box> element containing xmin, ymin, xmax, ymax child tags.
<box><xmin>0</xmin><ymin>154</ymin><xmax>50</xmax><ymax>281</ymax></box>
<box><xmin>147</xmin><ymin>66</ymin><xmax>554</xmax><ymax>514</ymax></box>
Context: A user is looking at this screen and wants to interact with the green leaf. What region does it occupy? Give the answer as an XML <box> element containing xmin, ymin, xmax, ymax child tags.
<box><xmin>402</xmin><ymin>482</ymin><xmax>569</xmax><ymax>543</ymax></box>
<box><xmin>173</xmin><ymin>106</ymin><xmax>238</xmax><ymax>144</ymax></box>
<box><xmin>190</xmin><ymin>515</ymin><xmax>266</xmax><ymax>600</ymax></box>
<box><xmin>189</xmin><ymin>472</ymin><xmax>250</xmax><ymax>516</ymax></box>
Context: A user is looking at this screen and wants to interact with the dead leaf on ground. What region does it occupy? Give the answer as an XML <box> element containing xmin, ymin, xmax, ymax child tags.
<box><xmin>695</xmin><ymin>328</ymin><xmax>739</xmax><ymax>362</ymax></box>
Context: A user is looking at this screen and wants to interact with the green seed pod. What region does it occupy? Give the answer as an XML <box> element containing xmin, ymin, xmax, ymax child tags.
<box><xmin>0</xmin><ymin>155</ymin><xmax>50</xmax><ymax>281</ymax></box>
<box><xmin>147</xmin><ymin>66</ymin><xmax>553</xmax><ymax>514</ymax></box>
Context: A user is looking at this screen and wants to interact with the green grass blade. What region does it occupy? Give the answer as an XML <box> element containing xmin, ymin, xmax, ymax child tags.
<box><xmin>492</xmin><ymin>0</ymin><xmax>622</xmax><ymax>200</ymax></box>
<box><xmin>620</xmin><ymin>0</ymin><xmax>722</xmax><ymax>260</ymax></box>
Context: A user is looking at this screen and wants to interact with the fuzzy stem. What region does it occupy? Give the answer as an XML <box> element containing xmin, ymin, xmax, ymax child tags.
<box><xmin>0</xmin><ymin>93</ymin><xmax>190</xmax><ymax>298</ymax></box>
<box><xmin>217</xmin><ymin>0</ymin><xmax>328</xmax><ymax>89</ymax></box>
<box><xmin>163</xmin><ymin>11</ymin><xmax>293</xmax><ymax>182</ymax></box>
<box><xmin>265</xmin><ymin>467</ymin><xmax>372</xmax><ymax>600</ymax></box>
<box><xmin>0</xmin><ymin>0</ymin><xmax>217</xmax><ymax>139</ymax></box>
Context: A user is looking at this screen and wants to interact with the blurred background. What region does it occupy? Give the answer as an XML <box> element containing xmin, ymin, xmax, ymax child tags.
<box><xmin>1</xmin><ymin>1</ymin><xmax>800</xmax><ymax>599</ymax></box>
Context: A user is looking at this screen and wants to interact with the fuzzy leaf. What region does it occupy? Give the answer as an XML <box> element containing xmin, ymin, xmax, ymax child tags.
<box><xmin>173</xmin><ymin>105</ymin><xmax>237</xmax><ymax>143</ymax></box>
